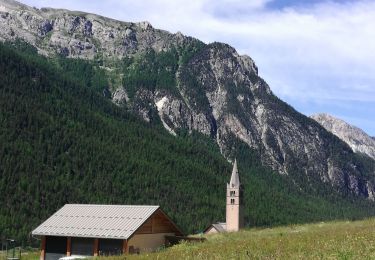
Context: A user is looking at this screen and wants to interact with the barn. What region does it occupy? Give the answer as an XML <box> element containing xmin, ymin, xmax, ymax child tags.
<box><xmin>31</xmin><ymin>204</ymin><xmax>183</xmax><ymax>259</ymax></box>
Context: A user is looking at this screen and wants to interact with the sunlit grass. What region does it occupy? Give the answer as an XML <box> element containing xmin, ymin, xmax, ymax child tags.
<box><xmin>0</xmin><ymin>250</ymin><xmax>39</xmax><ymax>260</ymax></box>
<box><xmin>102</xmin><ymin>218</ymin><xmax>375</xmax><ymax>259</ymax></box>
<box><xmin>19</xmin><ymin>218</ymin><xmax>375</xmax><ymax>259</ymax></box>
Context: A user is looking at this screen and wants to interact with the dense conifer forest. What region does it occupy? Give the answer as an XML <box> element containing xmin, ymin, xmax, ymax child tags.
<box><xmin>1</xmin><ymin>42</ymin><xmax>375</xmax><ymax>246</ymax></box>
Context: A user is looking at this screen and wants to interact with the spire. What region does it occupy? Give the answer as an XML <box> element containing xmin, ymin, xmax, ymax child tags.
<box><xmin>229</xmin><ymin>159</ymin><xmax>240</xmax><ymax>188</ymax></box>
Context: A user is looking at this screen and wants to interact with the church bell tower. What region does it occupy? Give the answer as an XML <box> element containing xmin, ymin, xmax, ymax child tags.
<box><xmin>226</xmin><ymin>159</ymin><xmax>244</xmax><ymax>232</ymax></box>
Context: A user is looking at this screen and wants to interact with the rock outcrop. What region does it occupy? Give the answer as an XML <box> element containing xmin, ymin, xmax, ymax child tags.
<box><xmin>0</xmin><ymin>0</ymin><xmax>184</xmax><ymax>59</ymax></box>
<box><xmin>1</xmin><ymin>0</ymin><xmax>375</xmax><ymax>199</ymax></box>
<box><xmin>311</xmin><ymin>113</ymin><xmax>375</xmax><ymax>160</ymax></box>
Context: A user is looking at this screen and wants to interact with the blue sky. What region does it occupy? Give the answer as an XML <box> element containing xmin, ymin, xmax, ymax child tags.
<box><xmin>19</xmin><ymin>0</ymin><xmax>375</xmax><ymax>136</ymax></box>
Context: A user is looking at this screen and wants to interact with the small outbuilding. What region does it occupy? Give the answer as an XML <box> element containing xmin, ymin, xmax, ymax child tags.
<box><xmin>32</xmin><ymin>204</ymin><xmax>183</xmax><ymax>260</ymax></box>
<box><xmin>203</xmin><ymin>223</ymin><xmax>226</xmax><ymax>234</ymax></box>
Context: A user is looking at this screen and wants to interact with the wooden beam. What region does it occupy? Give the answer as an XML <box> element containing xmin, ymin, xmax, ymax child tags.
<box><xmin>151</xmin><ymin>214</ymin><xmax>154</xmax><ymax>234</ymax></box>
<box><xmin>93</xmin><ymin>238</ymin><xmax>99</xmax><ymax>256</ymax></box>
<box><xmin>40</xmin><ymin>236</ymin><xmax>46</xmax><ymax>260</ymax></box>
<box><xmin>66</xmin><ymin>237</ymin><xmax>71</xmax><ymax>256</ymax></box>
<box><xmin>122</xmin><ymin>239</ymin><xmax>128</xmax><ymax>255</ymax></box>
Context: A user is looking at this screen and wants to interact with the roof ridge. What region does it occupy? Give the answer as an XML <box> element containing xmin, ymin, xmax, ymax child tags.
<box><xmin>64</xmin><ymin>204</ymin><xmax>160</xmax><ymax>207</ymax></box>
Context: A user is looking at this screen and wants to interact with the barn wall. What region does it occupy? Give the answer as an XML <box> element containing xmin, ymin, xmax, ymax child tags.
<box><xmin>127</xmin><ymin>233</ymin><xmax>174</xmax><ymax>253</ymax></box>
<box><xmin>126</xmin><ymin>208</ymin><xmax>181</xmax><ymax>253</ymax></box>
<box><xmin>136</xmin><ymin>209</ymin><xmax>181</xmax><ymax>235</ymax></box>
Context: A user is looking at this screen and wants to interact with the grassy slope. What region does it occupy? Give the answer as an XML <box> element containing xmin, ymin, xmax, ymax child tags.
<box><xmin>95</xmin><ymin>218</ymin><xmax>375</xmax><ymax>260</ymax></box>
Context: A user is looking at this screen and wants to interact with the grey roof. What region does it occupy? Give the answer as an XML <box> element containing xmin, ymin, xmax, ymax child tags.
<box><xmin>228</xmin><ymin>159</ymin><xmax>240</xmax><ymax>188</ymax></box>
<box><xmin>32</xmin><ymin>204</ymin><xmax>160</xmax><ymax>239</ymax></box>
<box><xmin>212</xmin><ymin>222</ymin><xmax>226</xmax><ymax>233</ymax></box>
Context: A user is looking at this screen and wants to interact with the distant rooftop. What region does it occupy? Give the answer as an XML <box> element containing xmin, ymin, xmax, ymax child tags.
<box><xmin>212</xmin><ymin>222</ymin><xmax>226</xmax><ymax>233</ymax></box>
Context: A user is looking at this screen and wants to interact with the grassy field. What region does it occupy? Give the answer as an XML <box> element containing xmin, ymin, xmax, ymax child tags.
<box><xmin>0</xmin><ymin>250</ymin><xmax>39</xmax><ymax>260</ymax></box>
<box><xmin>9</xmin><ymin>218</ymin><xmax>375</xmax><ymax>259</ymax></box>
<box><xmin>112</xmin><ymin>218</ymin><xmax>375</xmax><ymax>259</ymax></box>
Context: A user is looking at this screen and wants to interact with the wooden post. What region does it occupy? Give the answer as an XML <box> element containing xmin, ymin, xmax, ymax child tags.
<box><xmin>93</xmin><ymin>238</ymin><xmax>99</xmax><ymax>257</ymax></box>
<box><xmin>122</xmin><ymin>239</ymin><xmax>128</xmax><ymax>255</ymax></box>
<box><xmin>40</xmin><ymin>236</ymin><xmax>46</xmax><ymax>260</ymax></box>
<box><xmin>66</xmin><ymin>237</ymin><xmax>71</xmax><ymax>256</ymax></box>
<box><xmin>151</xmin><ymin>215</ymin><xmax>154</xmax><ymax>234</ymax></box>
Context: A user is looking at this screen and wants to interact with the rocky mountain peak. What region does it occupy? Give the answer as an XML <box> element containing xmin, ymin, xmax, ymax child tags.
<box><xmin>311</xmin><ymin>113</ymin><xmax>375</xmax><ymax>160</ymax></box>
<box><xmin>0</xmin><ymin>0</ymin><xmax>193</xmax><ymax>59</ymax></box>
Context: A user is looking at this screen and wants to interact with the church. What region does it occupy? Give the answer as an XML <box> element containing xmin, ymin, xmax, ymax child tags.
<box><xmin>204</xmin><ymin>160</ymin><xmax>244</xmax><ymax>234</ymax></box>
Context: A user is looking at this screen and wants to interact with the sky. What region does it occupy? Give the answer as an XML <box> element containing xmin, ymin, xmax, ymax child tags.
<box><xmin>19</xmin><ymin>0</ymin><xmax>375</xmax><ymax>136</ymax></box>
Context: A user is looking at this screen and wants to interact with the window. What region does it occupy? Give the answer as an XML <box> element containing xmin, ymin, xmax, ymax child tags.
<box><xmin>231</xmin><ymin>199</ymin><xmax>235</xmax><ymax>204</ymax></box>
<box><xmin>230</xmin><ymin>191</ymin><xmax>236</xmax><ymax>196</ymax></box>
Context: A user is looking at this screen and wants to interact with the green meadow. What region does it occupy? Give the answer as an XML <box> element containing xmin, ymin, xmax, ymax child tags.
<box><xmin>120</xmin><ymin>218</ymin><xmax>375</xmax><ymax>259</ymax></box>
<box><xmin>10</xmin><ymin>218</ymin><xmax>375</xmax><ymax>259</ymax></box>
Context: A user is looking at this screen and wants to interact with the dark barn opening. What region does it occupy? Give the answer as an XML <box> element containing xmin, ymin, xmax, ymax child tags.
<box><xmin>99</xmin><ymin>239</ymin><xmax>123</xmax><ymax>256</ymax></box>
<box><xmin>45</xmin><ymin>236</ymin><xmax>67</xmax><ymax>260</ymax></box>
<box><xmin>71</xmin><ymin>237</ymin><xmax>94</xmax><ymax>256</ymax></box>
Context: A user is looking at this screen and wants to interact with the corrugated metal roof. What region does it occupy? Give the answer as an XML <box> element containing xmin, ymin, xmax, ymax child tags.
<box><xmin>32</xmin><ymin>204</ymin><xmax>160</xmax><ymax>239</ymax></box>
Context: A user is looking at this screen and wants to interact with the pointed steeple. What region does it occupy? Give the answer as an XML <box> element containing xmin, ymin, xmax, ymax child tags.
<box><xmin>229</xmin><ymin>159</ymin><xmax>240</xmax><ymax>188</ymax></box>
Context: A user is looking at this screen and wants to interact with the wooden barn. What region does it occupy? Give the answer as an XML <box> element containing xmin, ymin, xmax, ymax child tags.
<box><xmin>31</xmin><ymin>204</ymin><xmax>183</xmax><ymax>260</ymax></box>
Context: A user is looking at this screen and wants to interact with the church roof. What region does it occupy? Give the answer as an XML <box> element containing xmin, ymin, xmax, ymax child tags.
<box><xmin>212</xmin><ymin>222</ymin><xmax>227</xmax><ymax>233</ymax></box>
<box><xmin>204</xmin><ymin>222</ymin><xmax>226</xmax><ymax>233</ymax></box>
<box><xmin>229</xmin><ymin>159</ymin><xmax>240</xmax><ymax>188</ymax></box>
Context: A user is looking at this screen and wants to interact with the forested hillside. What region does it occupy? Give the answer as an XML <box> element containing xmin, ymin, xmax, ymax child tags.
<box><xmin>2</xmin><ymin>0</ymin><xmax>375</xmax><ymax>199</ymax></box>
<box><xmin>1</xmin><ymin>42</ymin><xmax>375</xmax><ymax>246</ymax></box>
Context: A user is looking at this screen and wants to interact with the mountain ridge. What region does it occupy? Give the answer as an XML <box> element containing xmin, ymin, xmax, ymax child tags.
<box><xmin>311</xmin><ymin>113</ymin><xmax>375</xmax><ymax>161</ymax></box>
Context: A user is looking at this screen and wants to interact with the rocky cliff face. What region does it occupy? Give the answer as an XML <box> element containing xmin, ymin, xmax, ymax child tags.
<box><xmin>1</xmin><ymin>0</ymin><xmax>375</xmax><ymax>199</ymax></box>
<box><xmin>311</xmin><ymin>114</ymin><xmax>375</xmax><ymax>161</ymax></box>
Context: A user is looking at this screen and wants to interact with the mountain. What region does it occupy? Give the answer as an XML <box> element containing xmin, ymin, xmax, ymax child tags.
<box><xmin>4</xmin><ymin>40</ymin><xmax>375</xmax><ymax>245</ymax></box>
<box><xmin>1</xmin><ymin>0</ymin><xmax>375</xmax><ymax>243</ymax></box>
<box><xmin>311</xmin><ymin>114</ymin><xmax>375</xmax><ymax>161</ymax></box>
<box><xmin>2</xmin><ymin>0</ymin><xmax>374</xmax><ymax>199</ymax></box>
<box><xmin>2</xmin><ymin>0</ymin><xmax>375</xmax><ymax>194</ymax></box>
